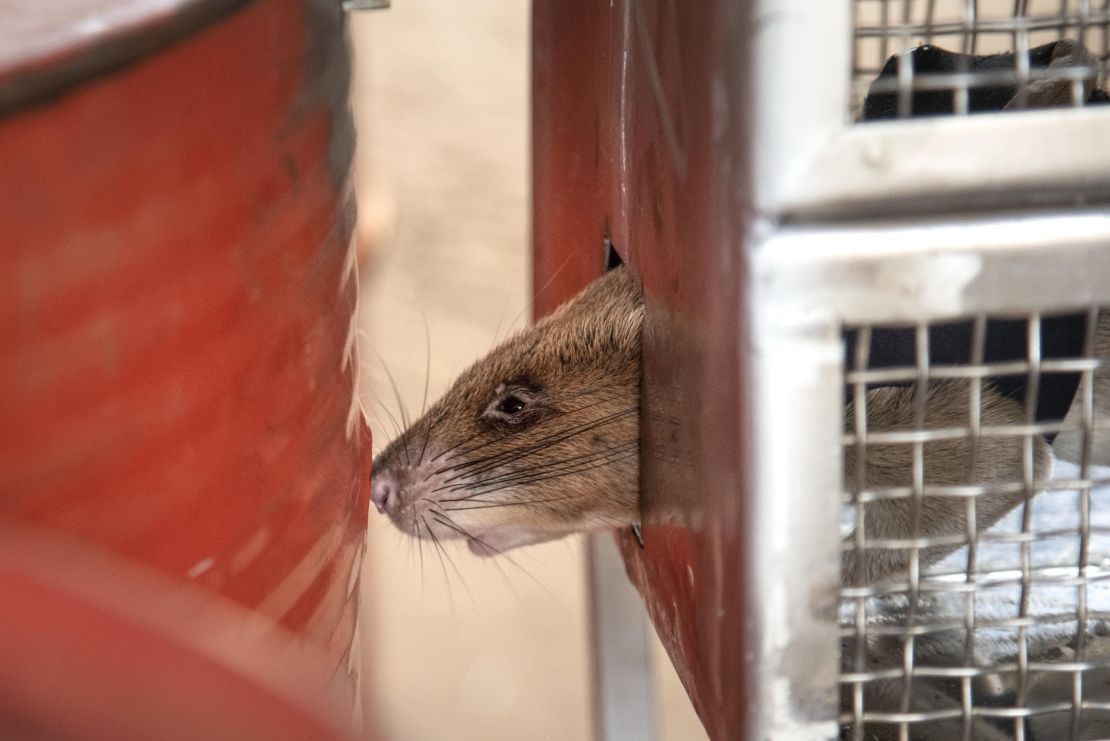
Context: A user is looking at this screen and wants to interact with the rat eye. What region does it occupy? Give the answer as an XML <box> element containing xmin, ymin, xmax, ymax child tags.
<box><xmin>496</xmin><ymin>395</ymin><xmax>527</xmax><ymax>415</ymax></box>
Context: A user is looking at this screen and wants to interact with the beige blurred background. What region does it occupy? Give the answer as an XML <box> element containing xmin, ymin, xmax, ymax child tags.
<box><xmin>350</xmin><ymin>2</ymin><xmax>707</xmax><ymax>740</ymax></box>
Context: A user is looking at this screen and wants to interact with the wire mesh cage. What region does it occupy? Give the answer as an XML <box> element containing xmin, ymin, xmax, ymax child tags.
<box><xmin>839</xmin><ymin>20</ymin><xmax>1110</xmax><ymax>739</ymax></box>
<box><xmin>733</xmin><ymin>4</ymin><xmax>1110</xmax><ymax>740</ymax></box>
<box><xmin>752</xmin><ymin>208</ymin><xmax>1110</xmax><ymax>740</ymax></box>
<box><xmin>851</xmin><ymin>0</ymin><xmax>1110</xmax><ymax>119</ymax></box>
<box><xmin>838</xmin><ymin>311</ymin><xmax>1110</xmax><ymax>739</ymax></box>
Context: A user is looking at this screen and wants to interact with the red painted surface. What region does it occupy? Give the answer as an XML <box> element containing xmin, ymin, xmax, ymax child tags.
<box><xmin>0</xmin><ymin>526</ymin><xmax>351</xmax><ymax>741</ymax></box>
<box><xmin>531</xmin><ymin>0</ymin><xmax>615</xmax><ymax>316</ymax></box>
<box><xmin>0</xmin><ymin>0</ymin><xmax>371</xmax><ymax>736</ymax></box>
<box><xmin>533</xmin><ymin>2</ymin><xmax>755</xmax><ymax>739</ymax></box>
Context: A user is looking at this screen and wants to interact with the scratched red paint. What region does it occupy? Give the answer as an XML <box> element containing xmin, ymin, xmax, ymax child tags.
<box><xmin>533</xmin><ymin>2</ymin><xmax>754</xmax><ymax>739</ymax></box>
<box><xmin>0</xmin><ymin>0</ymin><xmax>371</xmax><ymax>736</ymax></box>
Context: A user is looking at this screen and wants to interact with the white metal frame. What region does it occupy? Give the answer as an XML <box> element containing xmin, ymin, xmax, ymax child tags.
<box><xmin>586</xmin><ymin>533</ymin><xmax>659</xmax><ymax>741</ymax></box>
<box><xmin>751</xmin><ymin>0</ymin><xmax>1110</xmax><ymax>218</ymax></box>
<box><xmin>746</xmin><ymin>1</ymin><xmax>1110</xmax><ymax>736</ymax></box>
<box><xmin>751</xmin><ymin>208</ymin><xmax>1110</xmax><ymax>739</ymax></box>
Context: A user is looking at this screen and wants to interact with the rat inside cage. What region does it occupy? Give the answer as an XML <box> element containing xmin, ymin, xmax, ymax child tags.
<box><xmin>838</xmin><ymin>309</ymin><xmax>1110</xmax><ymax>740</ymax></box>
<box><xmin>851</xmin><ymin>0</ymin><xmax>1110</xmax><ymax>119</ymax></box>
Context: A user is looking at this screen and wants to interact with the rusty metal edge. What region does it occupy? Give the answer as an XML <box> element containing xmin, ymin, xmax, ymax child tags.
<box><xmin>0</xmin><ymin>0</ymin><xmax>253</xmax><ymax>116</ymax></box>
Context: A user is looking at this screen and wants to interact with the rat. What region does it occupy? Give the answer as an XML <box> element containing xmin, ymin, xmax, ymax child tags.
<box><xmin>370</xmin><ymin>266</ymin><xmax>643</xmax><ymax>557</ymax></box>
<box><xmin>369</xmin><ymin>264</ymin><xmax>1077</xmax><ymax>587</ymax></box>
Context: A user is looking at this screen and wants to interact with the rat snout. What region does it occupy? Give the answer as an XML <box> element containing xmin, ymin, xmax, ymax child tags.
<box><xmin>370</xmin><ymin>471</ymin><xmax>399</xmax><ymax>516</ymax></box>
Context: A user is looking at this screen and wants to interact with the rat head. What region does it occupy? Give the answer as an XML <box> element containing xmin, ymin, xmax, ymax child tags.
<box><xmin>370</xmin><ymin>266</ymin><xmax>643</xmax><ymax>556</ymax></box>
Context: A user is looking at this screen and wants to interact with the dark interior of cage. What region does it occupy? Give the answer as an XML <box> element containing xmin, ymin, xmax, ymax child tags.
<box><xmin>842</xmin><ymin>6</ymin><xmax>1110</xmax><ymax>738</ymax></box>
<box><xmin>838</xmin><ymin>310</ymin><xmax>1110</xmax><ymax>740</ymax></box>
<box><xmin>853</xmin><ymin>1</ymin><xmax>1110</xmax><ymax>119</ymax></box>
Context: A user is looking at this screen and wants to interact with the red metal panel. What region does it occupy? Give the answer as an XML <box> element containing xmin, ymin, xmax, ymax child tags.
<box><xmin>531</xmin><ymin>0</ymin><xmax>615</xmax><ymax>314</ymax></box>
<box><xmin>0</xmin><ymin>0</ymin><xmax>371</xmax><ymax>734</ymax></box>
<box><xmin>0</xmin><ymin>525</ymin><xmax>351</xmax><ymax>741</ymax></box>
<box><xmin>533</xmin><ymin>2</ymin><xmax>755</xmax><ymax>738</ymax></box>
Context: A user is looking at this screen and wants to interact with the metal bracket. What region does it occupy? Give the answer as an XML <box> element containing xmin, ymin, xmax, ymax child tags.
<box><xmin>343</xmin><ymin>0</ymin><xmax>389</xmax><ymax>10</ymax></box>
<box><xmin>630</xmin><ymin>523</ymin><xmax>644</xmax><ymax>548</ymax></box>
<box><xmin>586</xmin><ymin>533</ymin><xmax>659</xmax><ymax>741</ymax></box>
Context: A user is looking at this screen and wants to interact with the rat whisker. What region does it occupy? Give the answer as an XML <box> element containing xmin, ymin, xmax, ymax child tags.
<box><xmin>465</xmin><ymin>442</ymin><xmax>635</xmax><ymax>487</ymax></box>
<box><xmin>491</xmin><ymin>298</ymin><xmax>512</xmax><ymax>346</ymax></box>
<box><xmin>420</xmin><ymin>314</ymin><xmax>432</xmax><ymax>418</ymax></box>
<box><xmin>420</xmin><ymin>516</ymin><xmax>456</xmax><ymax>620</ymax></box>
<box><xmin>428</xmin><ymin>480</ymin><xmax>475</xmax><ymax>496</ymax></box>
<box><xmin>441</xmin><ymin>494</ymin><xmax>589</xmax><ymax>512</ymax></box>
<box><xmin>429</xmin><ymin>507</ymin><xmax>512</xmax><ymax>555</ymax></box>
<box><xmin>428</xmin><ymin>508</ymin><xmax>477</xmax><ymax>538</ymax></box>
<box><xmin>500</xmin><ymin>252</ymin><xmax>574</xmax><ymax>339</ymax></box>
<box><xmin>442</xmin><ymin>445</ymin><xmax>636</xmax><ymax>502</ymax></box>
<box><xmin>428</xmin><ymin>427</ymin><xmax>492</xmax><ymax>465</ymax></box>
<box><xmin>427</xmin><ymin>388</ymin><xmax>624</xmax><ymax>468</ymax></box>
<box><xmin>429</xmin><ymin>509</ymin><xmax>556</xmax><ymax>601</ymax></box>
<box><xmin>415</xmin><ymin>410</ymin><xmax>444</xmax><ymax>468</ymax></box>
<box><xmin>371</xmin><ymin>349</ymin><xmax>414</xmax><ymax>466</ymax></box>
<box><xmin>439</xmin><ymin>409</ymin><xmax>636</xmax><ymax>484</ymax></box>
<box><xmin>366</xmin><ymin>394</ymin><xmax>404</xmax><ymax>441</ymax></box>
<box><xmin>436</xmin><ymin>408</ymin><xmax>636</xmax><ymax>481</ymax></box>
<box><xmin>449</xmin><ymin>452</ymin><xmax>637</xmax><ymax>503</ymax></box>
<box><xmin>423</xmin><ymin>514</ymin><xmax>477</xmax><ymax>612</ymax></box>
<box><xmin>413</xmin><ymin>501</ymin><xmax>425</xmax><ymax>592</ymax></box>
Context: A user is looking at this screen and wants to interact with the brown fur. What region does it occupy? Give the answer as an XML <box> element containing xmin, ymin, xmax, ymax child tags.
<box><xmin>1053</xmin><ymin>311</ymin><xmax>1110</xmax><ymax>466</ymax></box>
<box><xmin>843</xmin><ymin>380</ymin><xmax>1051</xmax><ymax>585</ymax></box>
<box><xmin>373</xmin><ymin>267</ymin><xmax>1052</xmax><ymax>579</ymax></box>
<box><xmin>370</xmin><ymin>266</ymin><xmax>643</xmax><ymax>555</ymax></box>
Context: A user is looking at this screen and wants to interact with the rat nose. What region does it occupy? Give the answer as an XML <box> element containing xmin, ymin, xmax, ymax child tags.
<box><xmin>370</xmin><ymin>474</ymin><xmax>397</xmax><ymax>515</ymax></box>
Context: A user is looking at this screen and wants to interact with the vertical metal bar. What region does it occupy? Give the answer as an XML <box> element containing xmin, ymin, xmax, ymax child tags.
<box><xmin>1103</xmin><ymin>0</ymin><xmax>1110</xmax><ymax>61</ymax></box>
<box><xmin>962</xmin><ymin>314</ymin><xmax>987</xmax><ymax>741</ymax></box>
<box><xmin>1012</xmin><ymin>312</ymin><xmax>1043</xmax><ymax>741</ymax></box>
<box><xmin>1072</xmin><ymin>307</ymin><xmax>1099</xmax><ymax>739</ymax></box>
<box><xmin>751</xmin><ymin>265</ymin><xmax>843</xmax><ymax>740</ymax></box>
<box><xmin>969</xmin><ymin>0</ymin><xmax>980</xmax><ymax>54</ymax></box>
<box><xmin>897</xmin><ymin>323</ymin><xmax>930</xmax><ymax>741</ymax></box>
<box><xmin>1012</xmin><ymin>1</ymin><xmax>1032</xmax><ymax>110</ymax></box>
<box><xmin>880</xmin><ymin>0</ymin><xmax>892</xmax><ymax>61</ymax></box>
<box><xmin>850</xmin><ymin>325</ymin><xmax>872</xmax><ymax>741</ymax></box>
<box><xmin>586</xmin><ymin>533</ymin><xmax>659</xmax><ymax>741</ymax></box>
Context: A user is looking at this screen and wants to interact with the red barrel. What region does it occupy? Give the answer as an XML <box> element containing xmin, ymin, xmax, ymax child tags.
<box><xmin>0</xmin><ymin>0</ymin><xmax>371</xmax><ymax>735</ymax></box>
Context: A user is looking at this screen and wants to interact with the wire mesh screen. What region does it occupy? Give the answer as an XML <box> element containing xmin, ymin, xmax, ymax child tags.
<box><xmin>852</xmin><ymin>0</ymin><xmax>1110</xmax><ymax>120</ymax></box>
<box><xmin>838</xmin><ymin>309</ymin><xmax>1110</xmax><ymax>740</ymax></box>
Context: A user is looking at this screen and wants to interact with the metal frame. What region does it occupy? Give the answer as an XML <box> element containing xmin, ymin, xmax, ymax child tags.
<box><xmin>343</xmin><ymin>0</ymin><xmax>389</xmax><ymax>9</ymax></box>
<box><xmin>751</xmin><ymin>0</ymin><xmax>1110</xmax><ymax>218</ymax></box>
<box><xmin>749</xmin><ymin>260</ymin><xmax>847</xmax><ymax>740</ymax></box>
<box><xmin>751</xmin><ymin>208</ymin><xmax>1110</xmax><ymax>738</ymax></box>
<box><xmin>756</xmin><ymin>211</ymin><xmax>1110</xmax><ymax>323</ymax></box>
<box><xmin>586</xmin><ymin>533</ymin><xmax>659</xmax><ymax>741</ymax></box>
<box><xmin>746</xmin><ymin>0</ymin><xmax>1110</xmax><ymax>731</ymax></box>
